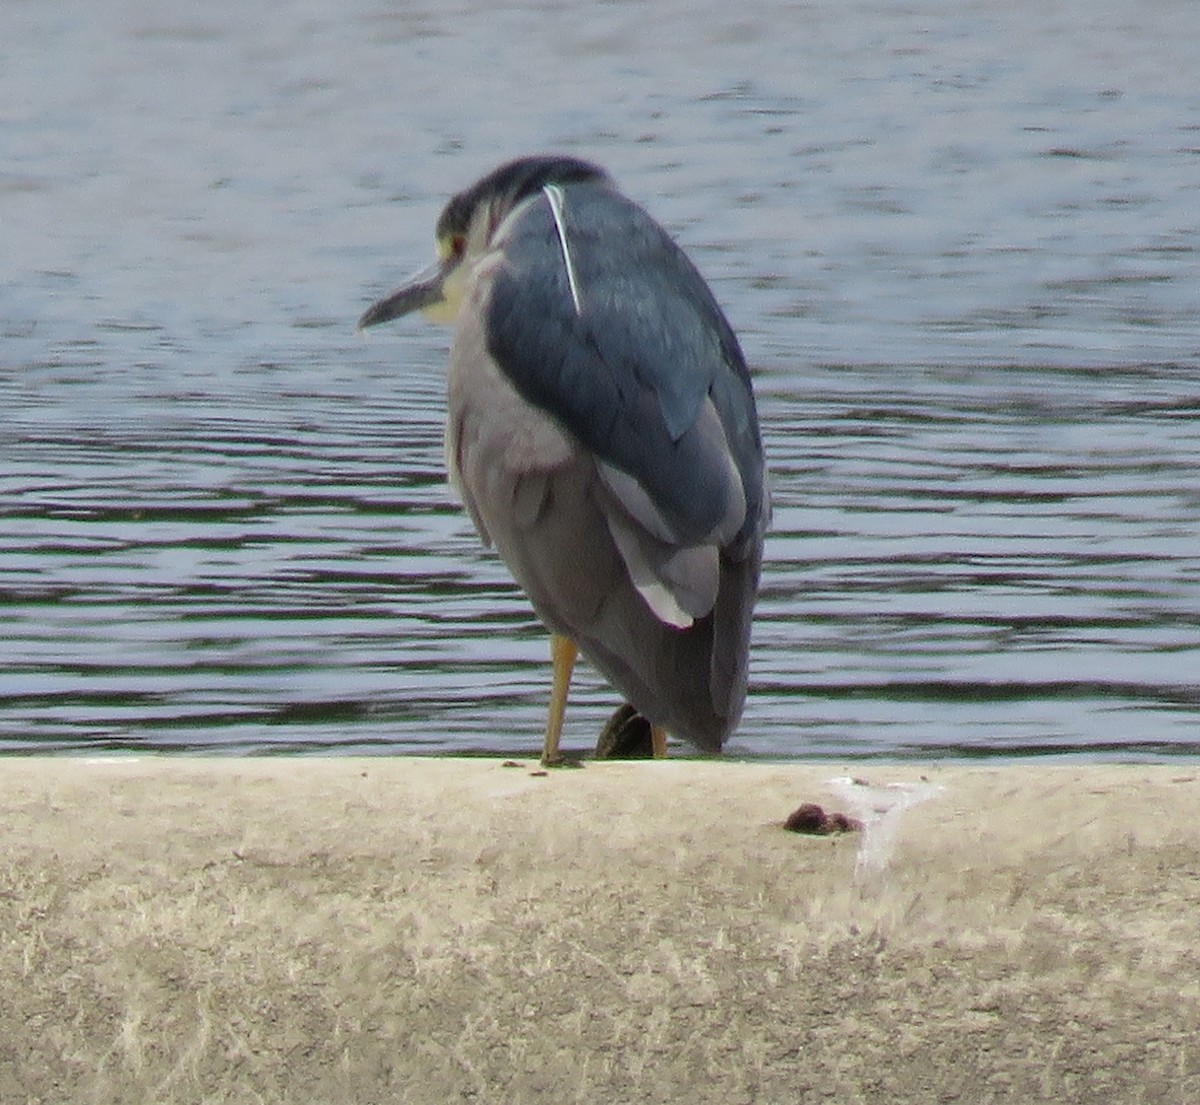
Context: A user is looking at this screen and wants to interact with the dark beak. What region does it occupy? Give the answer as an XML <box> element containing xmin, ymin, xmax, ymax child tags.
<box><xmin>357</xmin><ymin>260</ymin><xmax>448</xmax><ymax>330</ymax></box>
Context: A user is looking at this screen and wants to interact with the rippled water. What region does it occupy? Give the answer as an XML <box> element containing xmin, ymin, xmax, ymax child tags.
<box><xmin>3</xmin><ymin>0</ymin><xmax>1199</xmax><ymax>758</ymax></box>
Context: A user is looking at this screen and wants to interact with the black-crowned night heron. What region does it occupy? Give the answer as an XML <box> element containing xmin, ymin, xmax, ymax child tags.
<box><xmin>359</xmin><ymin>155</ymin><xmax>767</xmax><ymax>765</ymax></box>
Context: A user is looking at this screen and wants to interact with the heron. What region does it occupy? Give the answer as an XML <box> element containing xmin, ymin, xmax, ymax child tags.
<box><xmin>358</xmin><ymin>155</ymin><xmax>767</xmax><ymax>765</ymax></box>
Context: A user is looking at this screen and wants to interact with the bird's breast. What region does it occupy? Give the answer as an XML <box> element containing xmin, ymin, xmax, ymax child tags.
<box><xmin>445</xmin><ymin>291</ymin><xmax>577</xmax><ymax>542</ymax></box>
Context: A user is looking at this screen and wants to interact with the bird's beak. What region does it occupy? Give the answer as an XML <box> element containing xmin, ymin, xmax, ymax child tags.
<box><xmin>357</xmin><ymin>260</ymin><xmax>449</xmax><ymax>330</ymax></box>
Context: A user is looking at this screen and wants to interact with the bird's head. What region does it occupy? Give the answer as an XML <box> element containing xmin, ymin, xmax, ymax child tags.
<box><xmin>357</xmin><ymin>154</ymin><xmax>608</xmax><ymax>331</ymax></box>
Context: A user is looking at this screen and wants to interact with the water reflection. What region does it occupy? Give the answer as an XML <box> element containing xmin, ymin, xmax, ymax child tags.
<box><xmin>2</xmin><ymin>0</ymin><xmax>1199</xmax><ymax>757</ymax></box>
<box><xmin>752</xmin><ymin>362</ymin><xmax>1200</xmax><ymax>757</ymax></box>
<box><xmin>4</xmin><ymin>353</ymin><xmax>1198</xmax><ymax>758</ymax></box>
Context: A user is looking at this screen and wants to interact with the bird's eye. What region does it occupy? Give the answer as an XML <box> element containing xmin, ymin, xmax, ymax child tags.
<box><xmin>449</xmin><ymin>234</ymin><xmax>466</xmax><ymax>260</ymax></box>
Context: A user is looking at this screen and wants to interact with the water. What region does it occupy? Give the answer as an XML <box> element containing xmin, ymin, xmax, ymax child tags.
<box><xmin>3</xmin><ymin>0</ymin><xmax>1199</xmax><ymax>758</ymax></box>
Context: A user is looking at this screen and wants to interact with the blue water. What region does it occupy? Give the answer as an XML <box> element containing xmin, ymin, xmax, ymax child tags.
<box><xmin>3</xmin><ymin>0</ymin><xmax>1199</xmax><ymax>758</ymax></box>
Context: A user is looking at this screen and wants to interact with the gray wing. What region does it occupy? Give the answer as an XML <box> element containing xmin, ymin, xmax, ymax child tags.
<box><xmin>483</xmin><ymin>182</ymin><xmax>766</xmax><ymax>574</ymax></box>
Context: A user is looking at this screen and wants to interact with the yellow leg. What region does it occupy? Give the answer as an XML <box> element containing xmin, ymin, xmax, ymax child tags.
<box><xmin>542</xmin><ymin>633</ymin><xmax>578</xmax><ymax>766</ymax></box>
<box><xmin>651</xmin><ymin>725</ymin><xmax>668</xmax><ymax>759</ymax></box>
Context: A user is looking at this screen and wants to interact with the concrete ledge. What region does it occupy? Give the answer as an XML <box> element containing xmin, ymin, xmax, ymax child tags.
<box><xmin>3</xmin><ymin>757</ymin><xmax>1198</xmax><ymax>1103</ymax></box>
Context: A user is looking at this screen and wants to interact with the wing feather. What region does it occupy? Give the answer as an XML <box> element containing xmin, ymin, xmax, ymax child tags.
<box><xmin>481</xmin><ymin>179</ymin><xmax>765</xmax><ymax>624</ymax></box>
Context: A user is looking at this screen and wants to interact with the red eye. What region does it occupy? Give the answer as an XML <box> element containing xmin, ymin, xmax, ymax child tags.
<box><xmin>449</xmin><ymin>234</ymin><xmax>466</xmax><ymax>259</ymax></box>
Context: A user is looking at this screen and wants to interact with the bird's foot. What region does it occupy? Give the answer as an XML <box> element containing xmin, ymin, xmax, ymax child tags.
<box><xmin>594</xmin><ymin>703</ymin><xmax>656</xmax><ymax>759</ymax></box>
